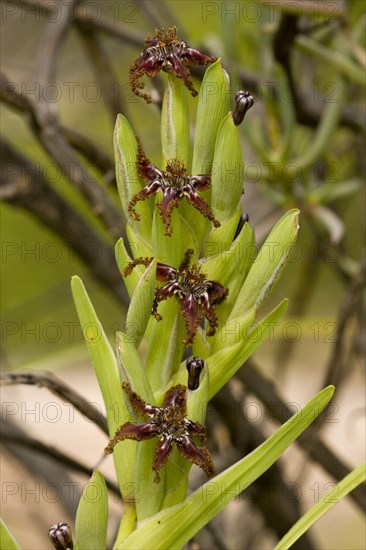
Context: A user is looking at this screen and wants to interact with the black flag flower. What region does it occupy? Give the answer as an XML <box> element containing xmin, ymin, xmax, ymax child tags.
<box><xmin>105</xmin><ymin>381</ymin><xmax>215</xmax><ymax>483</ymax></box>
<box><xmin>129</xmin><ymin>26</ymin><xmax>217</xmax><ymax>103</ymax></box>
<box><xmin>128</xmin><ymin>140</ymin><xmax>220</xmax><ymax>236</ymax></box>
<box><xmin>124</xmin><ymin>250</ymin><xmax>228</xmax><ymax>346</ymax></box>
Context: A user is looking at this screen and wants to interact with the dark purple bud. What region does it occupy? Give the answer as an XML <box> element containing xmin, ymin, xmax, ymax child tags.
<box><xmin>48</xmin><ymin>522</ymin><xmax>73</xmax><ymax>550</ymax></box>
<box><xmin>186</xmin><ymin>357</ymin><xmax>205</xmax><ymax>390</ymax></box>
<box><xmin>232</xmin><ymin>90</ymin><xmax>254</xmax><ymax>126</ymax></box>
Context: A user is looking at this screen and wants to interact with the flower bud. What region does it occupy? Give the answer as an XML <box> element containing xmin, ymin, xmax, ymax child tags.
<box><xmin>48</xmin><ymin>522</ymin><xmax>74</xmax><ymax>550</ymax></box>
<box><xmin>186</xmin><ymin>357</ymin><xmax>205</xmax><ymax>390</ymax></box>
<box><xmin>232</xmin><ymin>90</ymin><xmax>254</xmax><ymax>126</ymax></box>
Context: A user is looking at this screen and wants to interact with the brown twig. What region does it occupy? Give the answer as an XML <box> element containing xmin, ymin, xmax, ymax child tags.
<box><xmin>0</xmin><ymin>72</ymin><xmax>115</xmax><ymax>179</ymax></box>
<box><xmin>1</xmin><ymin>78</ymin><xmax>125</xmax><ymax>239</ymax></box>
<box><xmin>212</xmin><ymin>387</ymin><xmax>316</xmax><ymax>550</ymax></box>
<box><xmin>0</xmin><ymin>139</ymin><xmax>128</xmax><ymax>305</ymax></box>
<box><xmin>76</xmin><ymin>23</ymin><xmax>125</xmax><ymax>123</ymax></box>
<box><xmin>238</xmin><ymin>360</ymin><xmax>366</xmax><ymax>512</ymax></box>
<box><xmin>9</xmin><ymin>0</ymin><xmax>145</xmax><ymax>47</ymax></box>
<box><xmin>61</xmin><ymin>126</ymin><xmax>115</xmax><ymax>179</ymax></box>
<box><xmin>1</xmin><ymin>427</ymin><xmax>120</xmax><ymax>497</ymax></box>
<box><xmin>0</xmin><ymin>370</ymin><xmax>109</xmax><ymax>434</ymax></box>
<box><xmin>322</xmin><ymin>259</ymin><xmax>366</xmax><ymax>388</ymax></box>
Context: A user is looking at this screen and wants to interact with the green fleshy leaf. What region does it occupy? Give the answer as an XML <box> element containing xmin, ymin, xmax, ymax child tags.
<box><xmin>187</xmin><ymin>59</ymin><xmax>230</xmax><ymax>249</ymax></box>
<box><xmin>0</xmin><ymin>518</ymin><xmax>19</xmax><ymax>550</ymax></box>
<box><xmin>134</xmin><ymin>439</ymin><xmax>166</xmax><ymax>522</ymax></box>
<box><xmin>114</xmin><ymin>505</ymin><xmax>136</xmax><ymax>548</ymax></box>
<box><xmin>211</xmin><ymin>113</ymin><xmax>244</xmax><ymax>222</ymax></box>
<box><xmin>207</xmin><ymin>299</ymin><xmax>288</xmax><ymax>398</ymax></box>
<box><xmin>117</xmin><ymin>386</ymin><xmax>335</xmax><ymax>550</ymax></box>
<box><xmin>125</xmin><ymin>260</ymin><xmax>156</xmax><ymax>347</ymax></box>
<box><xmin>114</xmin><ymin>115</ymin><xmax>152</xmax><ymax>241</ymax></box>
<box><xmin>161</xmin><ymin>75</ymin><xmax>190</xmax><ymax>166</ymax></box>
<box><xmin>221</xmin><ymin>222</ymin><xmax>256</xmax><ymax>319</ymax></box>
<box><xmin>192</xmin><ymin>59</ymin><xmax>230</xmax><ymax>174</ymax></box>
<box><xmin>275</xmin><ymin>462</ymin><xmax>366</xmax><ymax>550</ymax></box>
<box><xmin>115</xmin><ymin>331</ymin><xmax>155</xmax><ymax>406</ymax></box>
<box><xmin>152</xmin><ymin>191</ymin><xmax>198</xmax><ymax>267</ymax></box>
<box><xmin>200</xmin><ymin>220</ymin><xmax>255</xmax><ymax>287</ymax></box>
<box><xmin>126</xmin><ymin>223</ymin><xmax>153</xmax><ymax>259</ymax></box>
<box><xmin>229</xmin><ymin>209</ymin><xmax>299</xmax><ymax>321</ymax></box>
<box><xmin>71</xmin><ymin>276</ymin><xmax>135</xmax><ymax>493</ymax></box>
<box><xmin>211</xmin><ymin>305</ymin><xmax>256</xmax><ymax>352</ymax></box>
<box><xmin>115</xmin><ymin>237</ymin><xmax>143</xmax><ymax>298</ymax></box>
<box><xmin>202</xmin><ymin>207</ymin><xmax>242</xmax><ymax>257</ymax></box>
<box><xmin>75</xmin><ymin>470</ymin><xmax>108</xmax><ymax>550</ymax></box>
<box><xmin>145</xmin><ymin>299</ymin><xmax>185</xmax><ymax>392</ymax></box>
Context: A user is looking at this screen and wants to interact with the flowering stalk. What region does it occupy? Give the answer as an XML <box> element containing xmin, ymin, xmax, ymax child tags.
<box><xmin>67</xmin><ymin>26</ymin><xmax>339</xmax><ymax>550</ymax></box>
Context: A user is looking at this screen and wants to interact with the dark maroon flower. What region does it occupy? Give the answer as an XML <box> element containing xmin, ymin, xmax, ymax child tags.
<box><xmin>128</xmin><ymin>140</ymin><xmax>220</xmax><ymax>236</ymax></box>
<box><xmin>129</xmin><ymin>26</ymin><xmax>217</xmax><ymax>103</ymax></box>
<box><xmin>123</xmin><ymin>250</ymin><xmax>228</xmax><ymax>346</ymax></box>
<box><xmin>105</xmin><ymin>381</ymin><xmax>215</xmax><ymax>483</ymax></box>
<box><xmin>232</xmin><ymin>90</ymin><xmax>254</xmax><ymax>126</ymax></box>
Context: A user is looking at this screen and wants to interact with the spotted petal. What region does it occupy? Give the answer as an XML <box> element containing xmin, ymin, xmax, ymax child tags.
<box><xmin>105</xmin><ymin>421</ymin><xmax>158</xmax><ymax>454</ymax></box>
<box><xmin>153</xmin><ymin>437</ymin><xmax>174</xmax><ymax>483</ymax></box>
<box><xmin>122</xmin><ymin>381</ymin><xmax>159</xmax><ymax>417</ymax></box>
<box><xmin>182</xmin><ymin>47</ymin><xmax>217</xmax><ymax>66</ymax></box>
<box><xmin>179</xmin><ymin>294</ymin><xmax>200</xmax><ymax>346</ymax></box>
<box><xmin>162</xmin><ymin>384</ymin><xmax>187</xmax><ymax>412</ymax></box>
<box><xmin>176</xmin><ymin>435</ymin><xmax>215</xmax><ymax>478</ymax></box>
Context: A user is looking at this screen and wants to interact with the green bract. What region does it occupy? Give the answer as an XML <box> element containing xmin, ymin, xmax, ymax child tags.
<box><xmin>114</xmin><ymin>115</ymin><xmax>152</xmax><ymax>243</ymax></box>
<box><xmin>75</xmin><ymin>470</ymin><xmax>108</xmax><ymax>550</ymax></box>
<box><xmin>229</xmin><ymin>209</ymin><xmax>299</xmax><ymax>320</ymax></box>
<box><xmin>161</xmin><ymin>74</ymin><xmax>190</xmax><ymax>166</ymax></box>
<box><xmin>211</xmin><ymin>113</ymin><xmax>244</xmax><ymax>222</ymax></box>
<box><xmin>0</xmin><ymin>519</ymin><xmax>19</xmax><ymax>550</ymax></box>
<box><xmin>71</xmin><ymin>276</ymin><xmax>135</xmax><ymax>496</ymax></box>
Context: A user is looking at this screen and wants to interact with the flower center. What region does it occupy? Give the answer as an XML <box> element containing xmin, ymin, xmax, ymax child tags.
<box><xmin>156</xmin><ymin>406</ymin><xmax>187</xmax><ymax>437</ymax></box>
<box><xmin>155</xmin><ymin>26</ymin><xmax>178</xmax><ymax>45</ymax></box>
<box><xmin>163</xmin><ymin>159</ymin><xmax>189</xmax><ymax>189</ymax></box>
<box><xmin>178</xmin><ymin>265</ymin><xmax>208</xmax><ymax>295</ymax></box>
